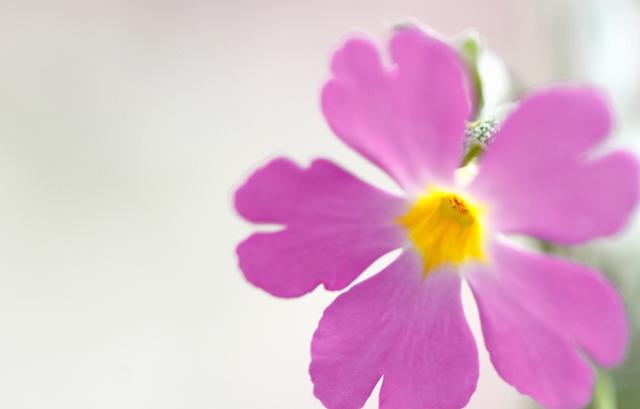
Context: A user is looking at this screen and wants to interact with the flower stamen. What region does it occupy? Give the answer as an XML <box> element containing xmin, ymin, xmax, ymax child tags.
<box><xmin>399</xmin><ymin>189</ymin><xmax>486</xmax><ymax>276</ymax></box>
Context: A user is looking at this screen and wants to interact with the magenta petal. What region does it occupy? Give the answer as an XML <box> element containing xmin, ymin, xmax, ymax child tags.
<box><xmin>470</xmin><ymin>87</ymin><xmax>640</xmax><ymax>244</ymax></box>
<box><xmin>468</xmin><ymin>264</ymin><xmax>595</xmax><ymax>409</ymax></box>
<box><xmin>489</xmin><ymin>242</ymin><xmax>628</xmax><ymax>367</ymax></box>
<box><xmin>322</xmin><ymin>27</ymin><xmax>471</xmax><ymax>191</ymax></box>
<box><xmin>235</xmin><ymin>157</ymin><xmax>406</xmax><ymax>297</ymax></box>
<box><xmin>311</xmin><ymin>251</ymin><xmax>478</xmax><ymax>409</ymax></box>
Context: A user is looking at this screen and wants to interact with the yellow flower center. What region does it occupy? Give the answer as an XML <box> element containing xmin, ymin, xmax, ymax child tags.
<box><xmin>398</xmin><ymin>188</ymin><xmax>486</xmax><ymax>276</ymax></box>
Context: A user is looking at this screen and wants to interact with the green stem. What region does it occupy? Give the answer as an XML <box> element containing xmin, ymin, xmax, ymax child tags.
<box><xmin>460</xmin><ymin>36</ymin><xmax>484</xmax><ymax>117</ymax></box>
<box><xmin>591</xmin><ymin>371</ymin><xmax>617</xmax><ymax>409</ymax></box>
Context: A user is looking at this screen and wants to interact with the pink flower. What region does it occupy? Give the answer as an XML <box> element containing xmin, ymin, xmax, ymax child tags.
<box><xmin>234</xmin><ymin>26</ymin><xmax>639</xmax><ymax>409</ymax></box>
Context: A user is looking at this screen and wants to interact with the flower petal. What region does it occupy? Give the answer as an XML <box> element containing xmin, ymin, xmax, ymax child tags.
<box><xmin>310</xmin><ymin>251</ymin><xmax>478</xmax><ymax>409</ymax></box>
<box><xmin>489</xmin><ymin>241</ymin><xmax>628</xmax><ymax>367</ymax></box>
<box><xmin>322</xmin><ymin>27</ymin><xmax>471</xmax><ymax>191</ymax></box>
<box><xmin>468</xmin><ymin>262</ymin><xmax>595</xmax><ymax>409</ymax></box>
<box><xmin>470</xmin><ymin>87</ymin><xmax>639</xmax><ymax>244</ymax></box>
<box><xmin>235</xmin><ymin>157</ymin><xmax>406</xmax><ymax>297</ymax></box>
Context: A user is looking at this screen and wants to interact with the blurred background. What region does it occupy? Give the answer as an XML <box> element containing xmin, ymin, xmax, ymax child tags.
<box><xmin>0</xmin><ymin>0</ymin><xmax>638</xmax><ymax>408</ymax></box>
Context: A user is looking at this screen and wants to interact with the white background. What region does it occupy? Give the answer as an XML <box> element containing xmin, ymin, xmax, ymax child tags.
<box><xmin>0</xmin><ymin>0</ymin><xmax>637</xmax><ymax>408</ymax></box>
